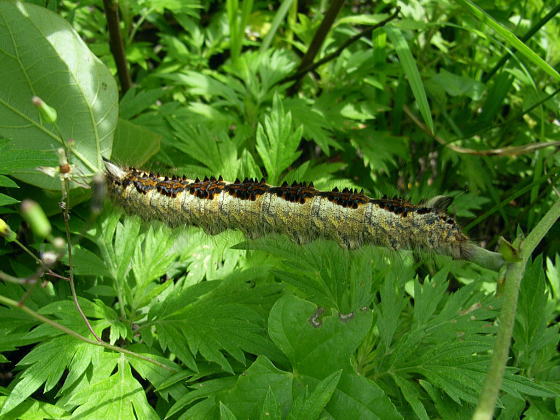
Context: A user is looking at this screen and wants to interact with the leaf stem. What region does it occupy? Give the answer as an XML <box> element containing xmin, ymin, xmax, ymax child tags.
<box><xmin>473</xmin><ymin>198</ymin><xmax>560</xmax><ymax>419</ymax></box>
<box><xmin>0</xmin><ymin>293</ymin><xmax>176</xmax><ymax>372</ymax></box>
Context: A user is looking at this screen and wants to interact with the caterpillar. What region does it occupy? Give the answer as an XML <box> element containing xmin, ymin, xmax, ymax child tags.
<box><xmin>103</xmin><ymin>159</ymin><xmax>471</xmax><ymax>260</ymax></box>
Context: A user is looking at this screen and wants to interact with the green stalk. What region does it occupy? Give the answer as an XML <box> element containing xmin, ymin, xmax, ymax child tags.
<box><xmin>473</xmin><ymin>198</ymin><xmax>560</xmax><ymax>419</ymax></box>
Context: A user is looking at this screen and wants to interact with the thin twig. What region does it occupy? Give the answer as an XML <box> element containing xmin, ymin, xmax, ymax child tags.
<box><xmin>0</xmin><ymin>293</ymin><xmax>176</xmax><ymax>372</ymax></box>
<box><xmin>286</xmin><ymin>0</ymin><xmax>346</xmax><ymax>95</ymax></box>
<box><xmin>102</xmin><ymin>0</ymin><xmax>132</xmax><ymax>93</ymax></box>
<box><xmin>14</xmin><ymin>238</ymin><xmax>70</xmax><ymax>281</ymax></box>
<box><xmin>283</xmin><ymin>7</ymin><xmax>401</xmax><ymax>93</ymax></box>
<box><xmin>403</xmin><ymin>104</ymin><xmax>560</xmax><ymax>156</ymax></box>
<box><xmin>61</xmin><ymin>175</ymin><xmax>103</xmax><ymax>343</ymax></box>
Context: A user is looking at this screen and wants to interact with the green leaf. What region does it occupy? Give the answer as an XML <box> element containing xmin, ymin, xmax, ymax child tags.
<box><xmin>68</xmin><ymin>355</ymin><xmax>159</xmax><ymax>419</ymax></box>
<box><xmin>326</xmin><ymin>373</ymin><xmax>402</xmax><ymax>420</ymax></box>
<box><xmin>0</xmin><ymin>175</ymin><xmax>18</xmax><ymax>188</ymax></box>
<box><xmin>284</xmin><ymin>98</ymin><xmax>341</xmax><ymax>154</ymax></box>
<box><xmin>513</xmin><ymin>257</ymin><xmax>559</xmax><ymax>370</ymax></box>
<box><xmin>0</xmin><ymin>193</ymin><xmax>19</xmax><ymax>207</ymax></box>
<box><xmin>259</xmin><ymin>386</ymin><xmax>282</xmax><ymax>420</ymax></box>
<box><xmin>119</xmin><ymin>87</ymin><xmax>166</xmax><ymax>120</ymax></box>
<box><xmin>111</xmin><ymin>119</ymin><xmax>161</xmax><ymax>167</ymax></box>
<box><xmin>456</xmin><ymin>0</ymin><xmax>560</xmax><ymax>82</ymax></box>
<box><xmin>256</xmin><ymin>95</ymin><xmax>303</xmax><ymax>185</ymax></box>
<box><xmin>0</xmin><ymin>396</ymin><xmax>70</xmax><ymax>420</ymax></box>
<box><xmin>242</xmin><ymin>238</ymin><xmax>375</xmax><ymax>311</ymax></box>
<box><xmin>0</xmin><ymin>147</ymin><xmax>58</xmax><ymax>174</ymax></box>
<box><xmin>288</xmin><ymin>370</ymin><xmax>342</xmax><ymax>420</ymax></box>
<box><xmin>0</xmin><ymin>335</ymin><xmax>102</xmax><ymax>416</ymax></box>
<box><xmin>219</xmin><ymin>402</ymin><xmax>238</xmax><ymax>420</ymax></box>
<box><xmin>350</xmin><ymin>130</ymin><xmax>408</xmax><ymax>174</ymax></box>
<box><xmin>218</xmin><ymin>356</ymin><xmax>294</xmax><ymax>419</ymax></box>
<box><xmin>167</xmin><ymin>119</ymin><xmax>240</xmax><ymax>180</ymax></box>
<box><xmin>385</xmin><ymin>26</ymin><xmax>434</xmax><ymax>133</ymax></box>
<box><xmin>150</xmin><ymin>277</ymin><xmax>282</xmax><ymax>373</ymax></box>
<box><xmin>431</xmin><ymin>69</ymin><xmax>485</xmax><ymax>100</ymax></box>
<box><xmin>0</xmin><ymin>2</ymin><xmax>118</xmax><ymax>189</ymax></box>
<box><xmin>268</xmin><ymin>295</ymin><xmax>373</xmax><ymax>378</ymax></box>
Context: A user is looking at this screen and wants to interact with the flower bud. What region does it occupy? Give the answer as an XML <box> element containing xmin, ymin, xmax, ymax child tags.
<box><xmin>21</xmin><ymin>200</ymin><xmax>51</xmax><ymax>239</ymax></box>
<box><xmin>32</xmin><ymin>96</ymin><xmax>57</xmax><ymax>123</ymax></box>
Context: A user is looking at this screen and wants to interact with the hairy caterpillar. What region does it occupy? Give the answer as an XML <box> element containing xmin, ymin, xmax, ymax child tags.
<box><xmin>104</xmin><ymin>159</ymin><xmax>470</xmax><ymax>260</ymax></box>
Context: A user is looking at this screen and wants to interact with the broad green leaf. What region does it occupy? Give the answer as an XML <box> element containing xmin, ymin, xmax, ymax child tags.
<box><xmin>111</xmin><ymin>119</ymin><xmax>161</xmax><ymax>167</ymax></box>
<box><xmin>385</xmin><ymin>26</ymin><xmax>434</xmax><ymax>133</ymax></box>
<box><xmin>259</xmin><ymin>387</ymin><xmax>282</xmax><ymax>420</ymax></box>
<box><xmin>457</xmin><ymin>0</ymin><xmax>560</xmax><ymax>82</ymax></box>
<box><xmin>0</xmin><ymin>1</ymin><xmax>118</xmax><ymax>189</ymax></box>
<box><xmin>268</xmin><ymin>295</ymin><xmax>373</xmax><ymax>378</ymax></box>
<box><xmin>0</xmin><ymin>147</ymin><xmax>58</xmax><ymax>174</ymax></box>
<box><xmin>242</xmin><ymin>238</ymin><xmax>375</xmax><ymax>311</ymax></box>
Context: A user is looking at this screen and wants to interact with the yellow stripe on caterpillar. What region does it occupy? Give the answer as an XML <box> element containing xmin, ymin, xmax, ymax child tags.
<box><xmin>104</xmin><ymin>159</ymin><xmax>470</xmax><ymax>260</ymax></box>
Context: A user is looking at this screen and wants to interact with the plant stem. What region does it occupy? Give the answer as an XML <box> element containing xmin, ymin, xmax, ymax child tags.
<box><xmin>286</xmin><ymin>0</ymin><xmax>346</xmax><ymax>95</ymax></box>
<box><xmin>473</xmin><ymin>198</ymin><xmax>560</xmax><ymax>419</ymax></box>
<box><xmin>0</xmin><ymin>293</ymin><xmax>176</xmax><ymax>372</ymax></box>
<box><xmin>103</xmin><ymin>0</ymin><xmax>132</xmax><ymax>93</ymax></box>
<box><xmin>59</xmin><ymin>155</ymin><xmax>102</xmax><ymax>342</ymax></box>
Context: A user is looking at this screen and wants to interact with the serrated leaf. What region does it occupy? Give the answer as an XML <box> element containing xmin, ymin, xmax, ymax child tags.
<box><xmin>0</xmin><ymin>396</ymin><xmax>70</xmax><ymax>420</ymax></box>
<box><xmin>256</xmin><ymin>95</ymin><xmax>302</xmax><ymax>185</ymax></box>
<box><xmin>0</xmin><ymin>335</ymin><xmax>102</xmax><ymax>416</ymax></box>
<box><xmin>219</xmin><ymin>356</ymin><xmax>293</xmax><ymax>419</ymax></box>
<box><xmin>350</xmin><ymin>130</ymin><xmax>408</xmax><ymax>174</ymax></box>
<box><xmin>284</xmin><ymin>98</ymin><xmax>341</xmax><ymax>154</ymax></box>
<box><xmin>0</xmin><ymin>1</ymin><xmax>118</xmax><ymax>189</ymax></box>
<box><xmin>167</xmin><ymin>119</ymin><xmax>240</xmax><ymax>180</ymax></box>
<box><xmin>152</xmin><ymin>277</ymin><xmax>281</xmax><ymax>373</ymax></box>
<box><xmin>326</xmin><ymin>373</ymin><xmax>402</xmax><ymax>419</ymax></box>
<box><xmin>288</xmin><ymin>370</ymin><xmax>342</xmax><ymax>420</ymax></box>
<box><xmin>69</xmin><ymin>355</ymin><xmax>158</xmax><ymax>419</ymax></box>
